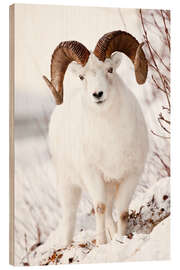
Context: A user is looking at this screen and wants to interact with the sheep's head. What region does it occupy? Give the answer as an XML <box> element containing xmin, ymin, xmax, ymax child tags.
<box><xmin>43</xmin><ymin>30</ymin><xmax>148</xmax><ymax>105</ymax></box>
<box><xmin>70</xmin><ymin>52</ymin><xmax>122</xmax><ymax>107</ymax></box>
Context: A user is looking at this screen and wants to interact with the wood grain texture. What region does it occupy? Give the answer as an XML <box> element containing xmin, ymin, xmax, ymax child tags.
<box><xmin>9</xmin><ymin>4</ymin><xmax>15</xmax><ymax>266</ymax></box>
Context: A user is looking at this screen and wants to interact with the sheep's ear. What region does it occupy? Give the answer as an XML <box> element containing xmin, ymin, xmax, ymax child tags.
<box><xmin>111</xmin><ymin>52</ymin><xmax>122</xmax><ymax>69</ymax></box>
<box><xmin>69</xmin><ymin>61</ymin><xmax>82</xmax><ymax>75</ymax></box>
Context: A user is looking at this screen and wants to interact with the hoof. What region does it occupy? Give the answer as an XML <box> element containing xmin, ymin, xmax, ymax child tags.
<box><xmin>96</xmin><ymin>234</ymin><xmax>107</xmax><ymax>245</ymax></box>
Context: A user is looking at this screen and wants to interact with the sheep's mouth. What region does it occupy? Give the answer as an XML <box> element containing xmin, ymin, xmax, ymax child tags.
<box><xmin>96</xmin><ymin>100</ymin><xmax>105</xmax><ymax>104</ymax></box>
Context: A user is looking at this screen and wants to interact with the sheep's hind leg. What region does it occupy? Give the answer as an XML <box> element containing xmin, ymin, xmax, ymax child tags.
<box><xmin>105</xmin><ymin>182</ymin><xmax>118</xmax><ymax>241</ymax></box>
<box><xmin>114</xmin><ymin>175</ymin><xmax>139</xmax><ymax>236</ymax></box>
<box><xmin>35</xmin><ymin>184</ymin><xmax>81</xmax><ymax>255</ymax></box>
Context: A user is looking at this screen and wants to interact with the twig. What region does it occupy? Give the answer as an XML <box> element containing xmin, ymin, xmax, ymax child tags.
<box><xmin>159</xmin><ymin>113</ymin><xmax>170</xmax><ymax>125</ymax></box>
<box><xmin>154</xmin><ymin>152</ymin><xmax>170</xmax><ymax>176</ymax></box>
<box><xmin>161</xmin><ymin>10</ymin><xmax>170</xmax><ymax>50</ymax></box>
<box><xmin>151</xmin><ymin>130</ymin><xmax>170</xmax><ymax>139</ymax></box>
<box><xmin>158</xmin><ymin>117</ymin><xmax>170</xmax><ymax>134</ymax></box>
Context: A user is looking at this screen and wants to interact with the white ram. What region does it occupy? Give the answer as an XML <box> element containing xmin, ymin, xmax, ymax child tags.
<box><xmin>43</xmin><ymin>30</ymin><xmax>149</xmax><ymax>246</ymax></box>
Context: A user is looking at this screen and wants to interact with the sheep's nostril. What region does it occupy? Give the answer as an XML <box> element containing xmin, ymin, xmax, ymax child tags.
<box><xmin>98</xmin><ymin>91</ymin><xmax>103</xmax><ymax>98</ymax></box>
<box><xmin>93</xmin><ymin>91</ymin><xmax>103</xmax><ymax>99</ymax></box>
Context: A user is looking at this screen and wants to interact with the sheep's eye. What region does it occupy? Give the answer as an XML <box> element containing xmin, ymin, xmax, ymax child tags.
<box><xmin>108</xmin><ymin>67</ymin><xmax>113</xmax><ymax>73</ymax></box>
<box><xmin>79</xmin><ymin>75</ymin><xmax>84</xmax><ymax>80</ymax></box>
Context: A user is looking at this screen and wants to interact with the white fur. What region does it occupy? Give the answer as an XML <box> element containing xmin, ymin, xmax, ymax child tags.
<box><xmin>48</xmin><ymin>53</ymin><xmax>149</xmax><ymax>246</ymax></box>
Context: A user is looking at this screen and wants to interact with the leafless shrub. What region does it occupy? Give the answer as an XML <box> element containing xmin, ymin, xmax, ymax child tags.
<box><xmin>139</xmin><ymin>9</ymin><xmax>170</xmax><ymax>177</ymax></box>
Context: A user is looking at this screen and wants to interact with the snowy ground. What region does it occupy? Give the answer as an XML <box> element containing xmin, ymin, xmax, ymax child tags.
<box><xmin>29</xmin><ymin>217</ymin><xmax>169</xmax><ymax>265</ymax></box>
<box><xmin>13</xmin><ymin>5</ymin><xmax>170</xmax><ymax>266</ymax></box>
<box><xmin>21</xmin><ymin>178</ymin><xmax>170</xmax><ymax>265</ymax></box>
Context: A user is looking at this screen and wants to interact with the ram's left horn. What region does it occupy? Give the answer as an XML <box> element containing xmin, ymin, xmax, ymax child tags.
<box><xmin>94</xmin><ymin>30</ymin><xmax>148</xmax><ymax>85</ymax></box>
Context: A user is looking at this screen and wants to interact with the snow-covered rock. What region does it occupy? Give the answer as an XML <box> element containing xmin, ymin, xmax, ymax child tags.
<box><xmin>83</xmin><ymin>217</ymin><xmax>170</xmax><ymax>263</ymax></box>
<box><xmin>128</xmin><ymin>217</ymin><xmax>170</xmax><ymax>262</ymax></box>
<box><xmin>128</xmin><ymin>177</ymin><xmax>170</xmax><ymax>234</ymax></box>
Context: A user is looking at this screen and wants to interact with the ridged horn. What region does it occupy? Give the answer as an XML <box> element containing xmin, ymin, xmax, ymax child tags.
<box><xmin>43</xmin><ymin>41</ymin><xmax>90</xmax><ymax>104</ymax></box>
<box><xmin>94</xmin><ymin>30</ymin><xmax>148</xmax><ymax>84</ymax></box>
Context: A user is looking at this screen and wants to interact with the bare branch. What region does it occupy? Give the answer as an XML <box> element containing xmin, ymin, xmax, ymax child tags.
<box><xmin>154</xmin><ymin>152</ymin><xmax>170</xmax><ymax>176</ymax></box>
<box><xmin>151</xmin><ymin>130</ymin><xmax>170</xmax><ymax>139</ymax></box>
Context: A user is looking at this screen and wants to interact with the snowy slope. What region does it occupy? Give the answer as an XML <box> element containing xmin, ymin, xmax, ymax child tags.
<box><xmin>21</xmin><ymin>177</ymin><xmax>170</xmax><ymax>266</ymax></box>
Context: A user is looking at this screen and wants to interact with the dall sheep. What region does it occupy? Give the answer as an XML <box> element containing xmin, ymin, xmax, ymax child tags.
<box><xmin>43</xmin><ymin>30</ymin><xmax>149</xmax><ymax>246</ymax></box>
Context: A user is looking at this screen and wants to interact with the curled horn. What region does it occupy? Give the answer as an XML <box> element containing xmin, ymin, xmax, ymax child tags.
<box><xmin>94</xmin><ymin>30</ymin><xmax>148</xmax><ymax>84</ymax></box>
<box><xmin>43</xmin><ymin>41</ymin><xmax>90</xmax><ymax>104</ymax></box>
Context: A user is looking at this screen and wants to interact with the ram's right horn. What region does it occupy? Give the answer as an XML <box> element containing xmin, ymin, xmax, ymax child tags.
<box><xmin>43</xmin><ymin>41</ymin><xmax>90</xmax><ymax>105</ymax></box>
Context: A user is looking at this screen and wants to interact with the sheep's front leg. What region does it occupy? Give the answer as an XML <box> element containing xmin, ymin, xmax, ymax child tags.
<box><xmin>57</xmin><ymin>182</ymin><xmax>82</xmax><ymax>246</ymax></box>
<box><xmin>114</xmin><ymin>175</ymin><xmax>139</xmax><ymax>236</ymax></box>
<box><xmin>105</xmin><ymin>182</ymin><xmax>118</xmax><ymax>241</ymax></box>
<box><xmin>95</xmin><ymin>201</ymin><xmax>107</xmax><ymax>245</ymax></box>
<box><xmin>83</xmin><ymin>168</ymin><xmax>107</xmax><ymax>245</ymax></box>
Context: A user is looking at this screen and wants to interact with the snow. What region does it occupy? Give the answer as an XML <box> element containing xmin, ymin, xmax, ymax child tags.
<box><xmin>83</xmin><ymin>217</ymin><xmax>170</xmax><ymax>263</ymax></box>
<box><xmin>128</xmin><ymin>217</ymin><xmax>170</xmax><ymax>262</ymax></box>
<box><xmin>29</xmin><ymin>217</ymin><xmax>170</xmax><ymax>265</ymax></box>
<box><xmin>130</xmin><ymin>177</ymin><xmax>170</xmax><ymax>212</ymax></box>
<box><xmin>25</xmin><ymin>178</ymin><xmax>170</xmax><ymax>265</ymax></box>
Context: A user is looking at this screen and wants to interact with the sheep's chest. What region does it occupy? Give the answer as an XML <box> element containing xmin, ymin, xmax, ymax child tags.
<box><xmin>82</xmin><ymin>115</ymin><xmax>142</xmax><ymax>181</ymax></box>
